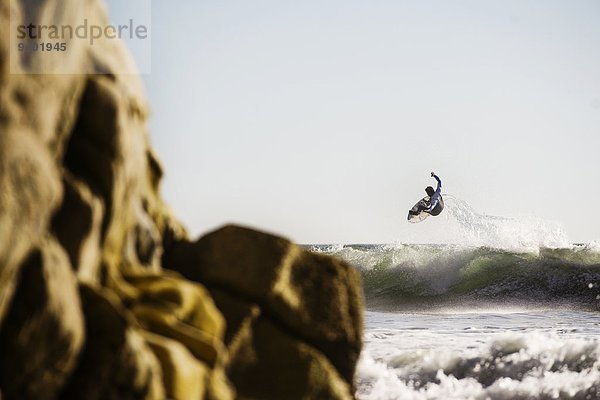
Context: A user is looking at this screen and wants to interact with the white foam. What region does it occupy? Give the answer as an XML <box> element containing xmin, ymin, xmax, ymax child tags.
<box><xmin>357</xmin><ymin>329</ymin><xmax>600</xmax><ymax>400</ymax></box>
<box><xmin>582</xmin><ymin>241</ymin><xmax>600</xmax><ymax>252</ymax></box>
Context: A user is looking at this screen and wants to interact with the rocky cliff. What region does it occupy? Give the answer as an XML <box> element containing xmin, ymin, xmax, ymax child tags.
<box><xmin>0</xmin><ymin>0</ymin><xmax>364</xmax><ymax>399</ymax></box>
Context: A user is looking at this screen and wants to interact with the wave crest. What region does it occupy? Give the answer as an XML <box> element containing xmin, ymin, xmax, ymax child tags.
<box><xmin>312</xmin><ymin>244</ymin><xmax>600</xmax><ymax>310</ymax></box>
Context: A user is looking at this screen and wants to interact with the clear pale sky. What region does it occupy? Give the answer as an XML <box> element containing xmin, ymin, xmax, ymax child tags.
<box><xmin>106</xmin><ymin>0</ymin><xmax>600</xmax><ymax>244</ymax></box>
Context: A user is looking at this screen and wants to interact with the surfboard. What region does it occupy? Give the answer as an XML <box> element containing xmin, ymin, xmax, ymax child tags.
<box><xmin>407</xmin><ymin>196</ymin><xmax>430</xmax><ymax>223</ymax></box>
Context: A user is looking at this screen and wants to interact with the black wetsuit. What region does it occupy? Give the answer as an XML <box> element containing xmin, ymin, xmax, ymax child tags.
<box><xmin>409</xmin><ymin>175</ymin><xmax>444</xmax><ymax>216</ymax></box>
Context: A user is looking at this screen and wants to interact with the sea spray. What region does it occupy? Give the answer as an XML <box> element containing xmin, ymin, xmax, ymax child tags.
<box><xmin>442</xmin><ymin>195</ymin><xmax>570</xmax><ymax>251</ymax></box>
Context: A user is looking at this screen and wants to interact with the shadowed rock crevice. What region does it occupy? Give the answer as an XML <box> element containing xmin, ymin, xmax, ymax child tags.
<box><xmin>51</xmin><ymin>173</ymin><xmax>103</xmax><ymax>282</ymax></box>
<box><xmin>59</xmin><ymin>284</ymin><xmax>164</xmax><ymax>400</ymax></box>
<box><xmin>63</xmin><ymin>76</ymin><xmax>119</xmax><ymax>239</ymax></box>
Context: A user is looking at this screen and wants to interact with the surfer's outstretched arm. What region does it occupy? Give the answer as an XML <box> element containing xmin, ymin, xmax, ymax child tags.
<box><xmin>425</xmin><ymin>172</ymin><xmax>442</xmax><ymax>212</ymax></box>
<box><xmin>431</xmin><ymin>172</ymin><xmax>442</xmax><ymax>192</ymax></box>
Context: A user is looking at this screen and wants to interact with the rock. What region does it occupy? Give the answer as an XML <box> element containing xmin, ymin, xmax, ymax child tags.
<box><xmin>0</xmin><ymin>240</ymin><xmax>84</xmax><ymax>400</ymax></box>
<box><xmin>126</xmin><ymin>273</ymin><xmax>228</xmax><ymax>368</ymax></box>
<box><xmin>61</xmin><ymin>73</ymin><xmax>153</xmax><ymax>276</ymax></box>
<box><xmin>142</xmin><ymin>331</ymin><xmax>211</xmax><ymax>400</ymax></box>
<box><xmin>61</xmin><ymin>284</ymin><xmax>165</xmax><ymax>400</ymax></box>
<box><xmin>0</xmin><ymin>0</ymin><xmax>96</xmax><ymax>329</ymax></box>
<box><xmin>0</xmin><ymin>0</ymin><xmax>365</xmax><ymax>397</ymax></box>
<box><xmin>206</xmin><ymin>288</ymin><xmax>356</xmax><ymax>399</ymax></box>
<box><xmin>126</xmin><ymin>273</ymin><xmax>235</xmax><ymax>400</ymax></box>
<box><xmin>206</xmin><ymin>288</ymin><xmax>261</xmax><ymax>349</ymax></box>
<box><xmin>143</xmin><ymin>330</ymin><xmax>235</xmax><ymax>400</ymax></box>
<box><xmin>165</xmin><ymin>225</ymin><xmax>364</xmax><ymax>385</ymax></box>
<box><xmin>0</xmin><ymin>121</ymin><xmax>63</xmax><ymax>330</ymax></box>
<box><xmin>51</xmin><ymin>173</ymin><xmax>103</xmax><ymax>284</ymax></box>
<box><xmin>228</xmin><ymin>316</ymin><xmax>353</xmax><ymax>400</ymax></box>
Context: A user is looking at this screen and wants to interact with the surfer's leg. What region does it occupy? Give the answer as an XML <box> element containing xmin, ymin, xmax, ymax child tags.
<box><xmin>416</xmin><ymin>200</ymin><xmax>429</xmax><ymax>213</ymax></box>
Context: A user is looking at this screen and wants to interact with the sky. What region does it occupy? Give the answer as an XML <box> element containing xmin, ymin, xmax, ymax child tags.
<box><xmin>106</xmin><ymin>0</ymin><xmax>600</xmax><ymax>244</ymax></box>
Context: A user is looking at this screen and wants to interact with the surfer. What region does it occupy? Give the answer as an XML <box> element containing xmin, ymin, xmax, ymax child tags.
<box><xmin>408</xmin><ymin>172</ymin><xmax>444</xmax><ymax>218</ymax></box>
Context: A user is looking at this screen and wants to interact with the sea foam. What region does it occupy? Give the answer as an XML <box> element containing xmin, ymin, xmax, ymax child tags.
<box><xmin>357</xmin><ymin>319</ymin><xmax>600</xmax><ymax>400</ymax></box>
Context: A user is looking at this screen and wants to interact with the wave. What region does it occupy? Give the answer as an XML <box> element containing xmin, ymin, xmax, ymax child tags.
<box><xmin>308</xmin><ymin>196</ymin><xmax>600</xmax><ymax>310</ymax></box>
<box><xmin>357</xmin><ymin>330</ymin><xmax>600</xmax><ymax>400</ymax></box>
<box><xmin>310</xmin><ymin>243</ymin><xmax>600</xmax><ymax>310</ymax></box>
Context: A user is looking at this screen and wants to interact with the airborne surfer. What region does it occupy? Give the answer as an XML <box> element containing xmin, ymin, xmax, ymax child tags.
<box><xmin>407</xmin><ymin>172</ymin><xmax>444</xmax><ymax>221</ymax></box>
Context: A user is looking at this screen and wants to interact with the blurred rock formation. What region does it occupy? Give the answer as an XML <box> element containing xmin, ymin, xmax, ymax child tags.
<box><xmin>0</xmin><ymin>0</ymin><xmax>364</xmax><ymax>399</ymax></box>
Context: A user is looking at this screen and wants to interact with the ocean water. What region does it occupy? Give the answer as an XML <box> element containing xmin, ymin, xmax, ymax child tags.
<box><xmin>309</xmin><ymin>198</ymin><xmax>600</xmax><ymax>399</ymax></box>
<box><xmin>357</xmin><ymin>310</ymin><xmax>600</xmax><ymax>400</ymax></box>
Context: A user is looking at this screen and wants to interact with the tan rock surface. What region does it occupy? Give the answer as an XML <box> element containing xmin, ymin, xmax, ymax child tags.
<box><xmin>166</xmin><ymin>225</ymin><xmax>364</xmax><ymax>384</ymax></box>
<box><xmin>228</xmin><ymin>316</ymin><xmax>354</xmax><ymax>400</ymax></box>
<box><xmin>0</xmin><ymin>240</ymin><xmax>84</xmax><ymax>400</ymax></box>
<box><xmin>142</xmin><ymin>331</ymin><xmax>211</xmax><ymax>400</ymax></box>
<box><xmin>60</xmin><ymin>285</ymin><xmax>165</xmax><ymax>400</ymax></box>
<box><xmin>127</xmin><ymin>273</ymin><xmax>228</xmax><ymax>368</ymax></box>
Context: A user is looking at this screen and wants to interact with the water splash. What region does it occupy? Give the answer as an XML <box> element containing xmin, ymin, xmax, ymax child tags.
<box><xmin>442</xmin><ymin>195</ymin><xmax>570</xmax><ymax>251</ymax></box>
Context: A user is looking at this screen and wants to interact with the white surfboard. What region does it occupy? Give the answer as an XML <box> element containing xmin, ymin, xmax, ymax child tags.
<box><xmin>407</xmin><ymin>196</ymin><xmax>430</xmax><ymax>223</ymax></box>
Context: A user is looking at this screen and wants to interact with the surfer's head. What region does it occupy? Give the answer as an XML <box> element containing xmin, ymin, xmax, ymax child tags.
<box><xmin>425</xmin><ymin>186</ymin><xmax>435</xmax><ymax>196</ymax></box>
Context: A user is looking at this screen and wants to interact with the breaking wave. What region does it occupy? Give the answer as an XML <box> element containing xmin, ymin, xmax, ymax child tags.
<box><xmin>357</xmin><ymin>329</ymin><xmax>600</xmax><ymax>400</ymax></box>
<box><xmin>321</xmin><ymin>197</ymin><xmax>600</xmax><ymax>399</ymax></box>
<box><xmin>312</xmin><ymin>243</ymin><xmax>600</xmax><ymax>310</ymax></box>
<box><xmin>309</xmin><ymin>197</ymin><xmax>600</xmax><ymax>310</ymax></box>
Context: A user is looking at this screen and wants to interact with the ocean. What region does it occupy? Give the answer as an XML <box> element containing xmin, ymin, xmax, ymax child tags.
<box><xmin>309</xmin><ymin>198</ymin><xmax>600</xmax><ymax>399</ymax></box>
